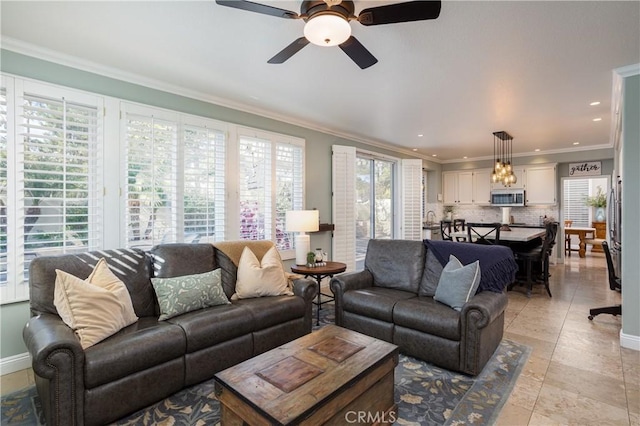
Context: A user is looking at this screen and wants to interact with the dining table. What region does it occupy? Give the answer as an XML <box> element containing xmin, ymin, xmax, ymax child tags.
<box><xmin>451</xmin><ymin>226</ymin><xmax>545</xmax><ymax>243</ymax></box>
<box><xmin>564</xmin><ymin>226</ymin><xmax>596</xmax><ymax>258</ymax></box>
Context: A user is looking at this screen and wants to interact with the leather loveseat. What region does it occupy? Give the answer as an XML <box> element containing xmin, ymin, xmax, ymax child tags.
<box><xmin>23</xmin><ymin>240</ymin><xmax>317</xmax><ymax>426</ymax></box>
<box><xmin>330</xmin><ymin>239</ymin><xmax>516</xmax><ymax>376</ymax></box>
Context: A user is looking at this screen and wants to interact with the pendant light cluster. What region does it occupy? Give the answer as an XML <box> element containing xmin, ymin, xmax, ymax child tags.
<box><xmin>491</xmin><ymin>131</ymin><xmax>517</xmax><ymax>187</ymax></box>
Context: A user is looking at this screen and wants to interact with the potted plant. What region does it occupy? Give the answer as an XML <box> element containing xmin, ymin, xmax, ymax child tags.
<box><xmin>586</xmin><ymin>186</ymin><xmax>607</xmax><ymax>222</ymax></box>
<box><xmin>443</xmin><ymin>205</ymin><xmax>455</xmax><ymax>221</ymax></box>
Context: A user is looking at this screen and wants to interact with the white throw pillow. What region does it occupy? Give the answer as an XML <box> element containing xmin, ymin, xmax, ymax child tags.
<box><xmin>54</xmin><ymin>258</ymin><xmax>139</xmax><ymax>349</ymax></box>
<box><xmin>434</xmin><ymin>255</ymin><xmax>481</xmax><ymax>311</ymax></box>
<box><xmin>234</xmin><ymin>246</ymin><xmax>292</xmax><ymax>299</ymax></box>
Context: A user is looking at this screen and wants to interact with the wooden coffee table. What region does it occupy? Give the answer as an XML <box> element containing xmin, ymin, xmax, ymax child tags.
<box><xmin>214</xmin><ymin>325</ymin><xmax>398</xmax><ymax>425</ymax></box>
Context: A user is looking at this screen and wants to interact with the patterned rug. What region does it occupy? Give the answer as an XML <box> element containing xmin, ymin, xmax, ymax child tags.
<box><xmin>2</xmin><ymin>305</ymin><xmax>530</xmax><ymax>425</ymax></box>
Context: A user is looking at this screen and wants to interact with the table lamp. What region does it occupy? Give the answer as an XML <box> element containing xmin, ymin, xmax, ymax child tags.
<box><xmin>286</xmin><ymin>210</ymin><xmax>319</xmax><ymax>265</ymax></box>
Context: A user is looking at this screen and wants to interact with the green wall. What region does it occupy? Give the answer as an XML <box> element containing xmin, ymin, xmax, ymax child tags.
<box><xmin>622</xmin><ymin>74</ymin><xmax>640</xmax><ymax>343</ymax></box>
<box><xmin>1</xmin><ymin>49</ymin><xmax>439</xmax><ymax>359</ymax></box>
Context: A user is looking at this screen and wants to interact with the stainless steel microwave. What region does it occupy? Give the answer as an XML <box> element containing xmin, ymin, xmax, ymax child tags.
<box><xmin>490</xmin><ymin>189</ymin><xmax>525</xmax><ymax>206</ymax></box>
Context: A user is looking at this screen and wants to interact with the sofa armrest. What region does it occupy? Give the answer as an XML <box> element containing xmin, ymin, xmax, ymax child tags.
<box><xmin>460</xmin><ymin>291</ymin><xmax>508</xmax><ymax>375</ymax></box>
<box><xmin>461</xmin><ymin>291</ymin><xmax>508</xmax><ymax>329</ymax></box>
<box><xmin>330</xmin><ymin>270</ymin><xmax>374</xmax><ymax>326</ymax></box>
<box><xmin>292</xmin><ymin>277</ymin><xmax>318</xmax><ymax>303</ymax></box>
<box><xmin>23</xmin><ymin>314</ymin><xmax>85</xmax><ymax>426</ymax></box>
<box><xmin>292</xmin><ymin>278</ymin><xmax>318</xmax><ymax>332</ymax></box>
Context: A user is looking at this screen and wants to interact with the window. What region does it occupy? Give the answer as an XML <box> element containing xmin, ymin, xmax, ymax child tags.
<box><xmin>1</xmin><ymin>74</ymin><xmax>304</xmax><ymax>304</ymax></box>
<box><xmin>563</xmin><ymin>179</ymin><xmax>590</xmax><ymax>227</ymax></box>
<box><xmin>237</xmin><ymin>129</ymin><xmax>304</xmax><ymax>253</ymax></box>
<box><xmin>2</xmin><ymin>78</ymin><xmax>102</xmax><ymax>303</ymax></box>
<box><xmin>123</xmin><ymin>104</ymin><xmax>227</xmax><ymax>249</ymax></box>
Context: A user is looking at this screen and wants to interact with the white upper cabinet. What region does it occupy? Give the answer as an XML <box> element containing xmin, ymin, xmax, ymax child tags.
<box><xmin>472</xmin><ymin>169</ymin><xmax>492</xmax><ymax>205</ymax></box>
<box><xmin>443</xmin><ymin>171</ymin><xmax>474</xmax><ymax>205</ymax></box>
<box><xmin>444</xmin><ymin>163</ymin><xmax>557</xmax><ymax>206</ymax></box>
<box><xmin>524</xmin><ymin>164</ymin><xmax>557</xmax><ymax>205</ymax></box>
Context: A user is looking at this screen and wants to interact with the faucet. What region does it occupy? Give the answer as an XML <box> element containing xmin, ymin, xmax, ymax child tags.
<box><xmin>426</xmin><ymin>210</ymin><xmax>436</xmax><ymax>225</ymax></box>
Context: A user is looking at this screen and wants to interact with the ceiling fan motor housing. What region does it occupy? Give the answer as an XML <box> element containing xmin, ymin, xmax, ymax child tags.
<box><xmin>301</xmin><ymin>0</ymin><xmax>355</xmax><ymax>21</ymax></box>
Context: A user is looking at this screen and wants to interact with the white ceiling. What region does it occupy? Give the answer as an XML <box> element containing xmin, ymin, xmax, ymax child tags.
<box><xmin>2</xmin><ymin>1</ymin><xmax>639</xmax><ymax>161</ymax></box>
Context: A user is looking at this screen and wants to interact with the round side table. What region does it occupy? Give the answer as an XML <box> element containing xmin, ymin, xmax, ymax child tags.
<box><xmin>291</xmin><ymin>261</ymin><xmax>347</xmax><ymax>326</ymax></box>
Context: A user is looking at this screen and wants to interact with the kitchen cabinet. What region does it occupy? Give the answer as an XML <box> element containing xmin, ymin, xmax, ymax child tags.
<box><xmin>524</xmin><ymin>164</ymin><xmax>557</xmax><ymax>205</ymax></box>
<box><xmin>472</xmin><ymin>169</ymin><xmax>492</xmax><ymax>205</ymax></box>
<box><xmin>443</xmin><ymin>171</ymin><xmax>473</xmax><ymax>205</ymax></box>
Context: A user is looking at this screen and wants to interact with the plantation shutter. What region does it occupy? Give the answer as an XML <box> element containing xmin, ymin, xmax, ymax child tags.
<box><xmin>275</xmin><ymin>142</ymin><xmax>304</xmax><ymax>251</ymax></box>
<box><xmin>21</xmin><ymin>91</ymin><xmax>100</xmax><ymax>275</ymax></box>
<box><xmin>332</xmin><ymin>145</ymin><xmax>356</xmax><ymax>271</ymax></box>
<box><xmin>123</xmin><ymin>106</ymin><xmax>178</xmax><ymax>248</ymax></box>
<box><xmin>563</xmin><ymin>179</ymin><xmax>590</xmax><ymax>227</ymax></box>
<box><xmin>0</xmin><ymin>85</ymin><xmax>8</xmax><ymax>294</ymax></box>
<box><xmin>401</xmin><ymin>159</ymin><xmax>423</xmax><ymax>240</ymax></box>
<box><xmin>182</xmin><ymin>122</ymin><xmax>226</xmax><ymax>243</ymax></box>
<box><xmin>238</xmin><ymin>135</ymin><xmax>272</xmax><ymax>242</ymax></box>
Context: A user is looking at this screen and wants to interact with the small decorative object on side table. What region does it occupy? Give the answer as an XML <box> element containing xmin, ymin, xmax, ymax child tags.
<box><xmin>291</xmin><ymin>261</ymin><xmax>347</xmax><ymax>325</ymax></box>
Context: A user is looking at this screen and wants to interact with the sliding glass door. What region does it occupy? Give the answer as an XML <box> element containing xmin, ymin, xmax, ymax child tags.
<box><xmin>355</xmin><ymin>154</ymin><xmax>394</xmax><ymax>269</ymax></box>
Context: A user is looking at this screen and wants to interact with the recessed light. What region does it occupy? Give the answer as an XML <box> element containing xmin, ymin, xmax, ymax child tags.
<box><xmin>412</xmin><ymin>148</ymin><xmax>418</xmax><ymax>152</ymax></box>
<box><xmin>463</xmin><ymin>156</ymin><xmax>468</xmax><ymax>159</ymax></box>
<box><xmin>418</xmin><ymin>134</ymin><xmax>424</xmax><ymax>137</ymax></box>
<box><xmin>590</xmin><ymin>101</ymin><xmax>600</xmax><ymax>106</ymax></box>
<box><xmin>593</xmin><ymin>117</ymin><xmax>602</xmax><ymax>122</ymax></box>
<box><xmin>431</xmin><ymin>154</ymin><xmax>437</xmax><ymax>157</ymax></box>
<box><xmin>573</xmin><ymin>142</ymin><xmax>580</xmax><ymax>145</ymax></box>
<box><xmin>535</xmin><ymin>149</ymin><xmax>540</xmax><ymax>152</ymax></box>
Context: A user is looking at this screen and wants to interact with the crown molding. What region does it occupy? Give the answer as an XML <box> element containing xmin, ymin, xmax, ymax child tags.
<box><xmin>1</xmin><ymin>38</ymin><xmax>436</xmax><ymax>162</ymax></box>
<box><xmin>440</xmin><ymin>143</ymin><xmax>614</xmax><ymax>164</ymax></box>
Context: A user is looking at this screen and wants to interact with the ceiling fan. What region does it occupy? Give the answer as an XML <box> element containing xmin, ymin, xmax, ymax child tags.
<box><xmin>215</xmin><ymin>0</ymin><xmax>442</xmax><ymax>69</ymax></box>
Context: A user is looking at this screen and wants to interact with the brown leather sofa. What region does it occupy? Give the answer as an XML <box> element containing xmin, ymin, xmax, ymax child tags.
<box><xmin>23</xmin><ymin>241</ymin><xmax>317</xmax><ymax>426</ymax></box>
<box><xmin>330</xmin><ymin>239</ymin><xmax>514</xmax><ymax>376</ymax></box>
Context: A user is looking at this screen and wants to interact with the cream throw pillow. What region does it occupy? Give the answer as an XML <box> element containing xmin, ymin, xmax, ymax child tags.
<box><xmin>54</xmin><ymin>258</ymin><xmax>139</xmax><ymax>349</ymax></box>
<box><xmin>234</xmin><ymin>246</ymin><xmax>292</xmax><ymax>299</ymax></box>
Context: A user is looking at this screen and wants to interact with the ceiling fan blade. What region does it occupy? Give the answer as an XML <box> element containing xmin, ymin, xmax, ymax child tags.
<box><xmin>268</xmin><ymin>38</ymin><xmax>310</xmax><ymax>64</ymax></box>
<box><xmin>358</xmin><ymin>1</ymin><xmax>441</xmax><ymax>26</ymax></box>
<box><xmin>215</xmin><ymin>0</ymin><xmax>299</xmax><ymax>19</ymax></box>
<box><xmin>339</xmin><ymin>36</ymin><xmax>378</xmax><ymax>69</ymax></box>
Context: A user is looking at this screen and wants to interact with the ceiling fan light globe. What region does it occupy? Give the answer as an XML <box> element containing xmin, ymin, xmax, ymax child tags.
<box><xmin>304</xmin><ymin>14</ymin><xmax>351</xmax><ymax>46</ymax></box>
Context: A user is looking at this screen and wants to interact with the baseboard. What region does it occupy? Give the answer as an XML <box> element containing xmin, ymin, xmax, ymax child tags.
<box><xmin>0</xmin><ymin>352</ymin><xmax>32</xmax><ymax>376</ymax></box>
<box><xmin>620</xmin><ymin>331</ymin><xmax>640</xmax><ymax>351</ymax></box>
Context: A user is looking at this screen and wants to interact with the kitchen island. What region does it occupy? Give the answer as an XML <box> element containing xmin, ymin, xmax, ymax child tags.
<box><xmin>452</xmin><ymin>226</ymin><xmax>545</xmax><ymax>242</ymax></box>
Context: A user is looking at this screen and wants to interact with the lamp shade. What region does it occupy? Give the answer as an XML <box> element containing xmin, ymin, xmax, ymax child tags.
<box><xmin>286</xmin><ymin>210</ymin><xmax>319</xmax><ymax>233</ymax></box>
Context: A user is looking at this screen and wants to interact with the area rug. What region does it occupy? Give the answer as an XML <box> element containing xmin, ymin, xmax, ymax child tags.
<box><xmin>2</xmin><ymin>305</ymin><xmax>530</xmax><ymax>426</ymax></box>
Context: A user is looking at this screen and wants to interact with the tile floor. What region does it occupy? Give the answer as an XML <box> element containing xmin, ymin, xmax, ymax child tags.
<box><xmin>1</xmin><ymin>252</ymin><xmax>638</xmax><ymax>425</ymax></box>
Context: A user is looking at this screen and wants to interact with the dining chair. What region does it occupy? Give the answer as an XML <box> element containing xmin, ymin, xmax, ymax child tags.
<box><xmin>588</xmin><ymin>241</ymin><xmax>621</xmax><ymax>320</ymax></box>
<box><xmin>512</xmin><ymin>221</ymin><xmax>558</xmax><ymax>297</ymax></box>
<box><xmin>440</xmin><ymin>220</ymin><xmax>453</xmax><ymax>241</ymax></box>
<box><xmin>466</xmin><ymin>223</ymin><xmax>501</xmax><ymax>245</ymax></box>
<box><xmin>564</xmin><ymin>219</ymin><xmax>573</xmax><ymax>256</ymax></box>
<box><xmin>452</xmin><ymin>219</ymin><xmax>467</xmax><ymax>241</ymax></box>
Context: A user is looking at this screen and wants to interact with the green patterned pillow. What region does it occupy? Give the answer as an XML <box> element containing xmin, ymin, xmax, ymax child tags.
<box><xmin>151</xmin><ymin>269</ymin><xmax>230</xmax><ymax>321</ymax></box>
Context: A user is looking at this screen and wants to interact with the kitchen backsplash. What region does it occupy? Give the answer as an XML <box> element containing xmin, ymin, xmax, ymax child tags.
<box><xmin>425</xmin><ymin>203</ymin><xmax>559</xmax><ymax>225</ymax></box>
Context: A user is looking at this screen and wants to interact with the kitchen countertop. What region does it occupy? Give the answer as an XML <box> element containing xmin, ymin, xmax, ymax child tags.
<box><xmin>423</xmin><ymin>223</ymin><xmax>441</xmax><ymax>230</ymax></box>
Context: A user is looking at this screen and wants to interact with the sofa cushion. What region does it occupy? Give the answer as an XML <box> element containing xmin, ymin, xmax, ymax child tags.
<box><xmin>434</xmin><ymin>255</ymin><xmax>481</xmax><ymax>311</ymax></box>
<box><xmin>84</xmin><ymin>317</ymin><xmax>186</xmax><ymax>389</ymax></box>
<box><xmin>214</xmin><ymin>240</ymin><xmax>277</xmax><ymax>299</ymax></box>
<box><xmin>29</xmin><ymin>248</ymin><xmax>154</xmax><ymax>317</ymax></box>
<box><xmin>233</xmin><ymin>295</ymin><xmax>306</xmax><ymax>330</ymax></box>
<box><xmin>152</xmin><ymin>269</ymin><xmax>230</xmax><ymax>321</ymax></box>
<box><xmin>364</xmin><ymin>239</ymin><xmax>425</xmax><ymax>293</ymax></box>
<box><xmin>167</xmin><ymin>304</ymin><xmax>254</xmax><ymax>353</ymax></box>
<box><xmin>53</xmin><ymin>262</ymin><xmax>139</xmax><ymax>349</ymax></box>
<box><xmin>418</xmin><ymin>249</ymin><xmax>444</xmax><ymax>297</ymax></box>
<box><xmin>393</xmin><ymin>297</ymin><xmax>461</xmax><ymax>341</ymax></box>
<box><xmin>343</xmin><ymin>287</ymin><xmax>416</xmax><ymax>322</ymax></box>
<box><xmin>234</xmin><ymin>246</ymin><xmax>292</xmax><ymax>299</ymax></box>
<box><xmin>150</xmin><ymin>243</ymin><xmax>217</xmax><ymax>278</ymax></box>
